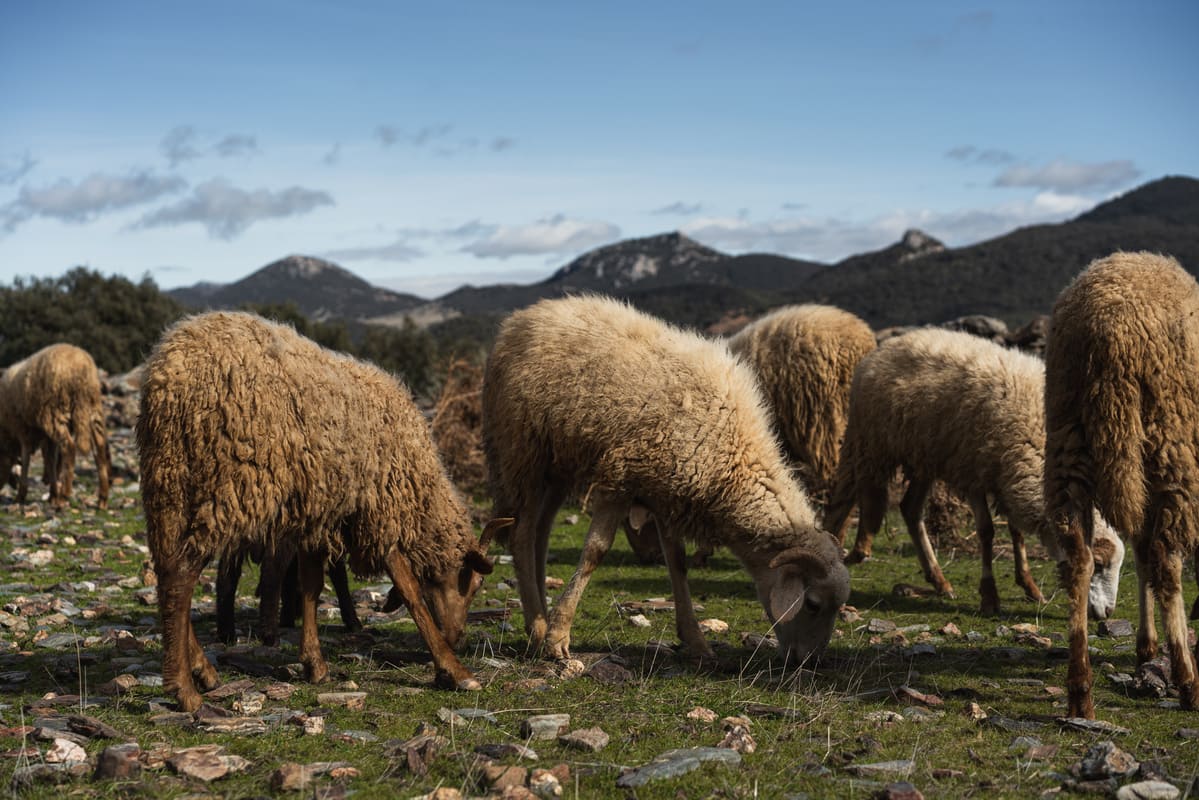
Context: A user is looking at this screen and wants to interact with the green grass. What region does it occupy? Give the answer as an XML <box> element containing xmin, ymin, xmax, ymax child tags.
<box><xmin>1</xmin><ymin>470</ymin><xmax>1197</xmax><ymax>798</ymax></box>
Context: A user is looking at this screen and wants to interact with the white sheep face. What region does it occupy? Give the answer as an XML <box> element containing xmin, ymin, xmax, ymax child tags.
<box><xmin>1087</xmin><ymin>513</ymin><xmax>1125</xmax><ymax>620</ymax></box>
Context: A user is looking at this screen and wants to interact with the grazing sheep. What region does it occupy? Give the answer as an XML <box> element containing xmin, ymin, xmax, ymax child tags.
<box><xmin>0</xmin><ymin>344</ymin><xmax>111</xmax><ymax>509</ymax></box>
<box><xmin>137</xmin><ymin>311</ymin><xmax>504</xmax><ymax>712</ymax></box>
<box><xmin>483</xmin><ymin>295</ymin><xmax>850</xmax><ymax>664</ymax></box>
<box><xmin>824</xmin><ymin>328</ymin><xmax>1125</xmax><ymax>616</ymax></box>
<box><xmin>1044</xmin><ymin>251</ymin><xmax>1199</xmax><ymax>717</ymax></box>
<box><xmin>728</xmin><ymin>304</ymin><xmax>876</xmax><ymax>508</ymax></box>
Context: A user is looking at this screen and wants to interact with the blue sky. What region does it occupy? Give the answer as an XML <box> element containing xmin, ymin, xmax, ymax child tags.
<box><xmin>2</xmin><ymin>1</ymin><xmax>1196</xmax><ymax>299</ymax></box>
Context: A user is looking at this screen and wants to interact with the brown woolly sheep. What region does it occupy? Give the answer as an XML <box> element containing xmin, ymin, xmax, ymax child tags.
<box><xmin>482</xmin><ymin>295</ymin><xmax>850</xmax><ymax>664</ymax></box>
<box><xmin>728</xmin><ymin>304</ymin><xmax>876</xmax><ymax>508</ymax></box>
<box><xmin>137</xmin><ymin>311</ymin><xmax>505</xmax><ymax>712</ymax></box>
<box><xmin>1044</xmin><ymin>251</ymin><xmax>1199</xmax><ymax>718</ymax></box>
<box><xmin>0</xmin><ymin>344</ymin><xmax>111</xmax><ymax>509</ymax></box>
<box><xmin>824</xmin><ymin>327</ymin><xmax>1124</xmax><ymax>616</ymax></box>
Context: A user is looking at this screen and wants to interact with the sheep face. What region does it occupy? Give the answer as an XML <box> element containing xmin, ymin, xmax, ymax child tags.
<box><xmin>1087</xmin><ymin>514</ymin><xmax>1125</xmax><ymax>620</ymax></box>
<box><xmin>764</xmin><ymin>546</ymin><xmax>851</xmax><ymax>666</ymax></box>
<box><xmin>422</xmin><ymin>549</ymin><xmax>494</xmax><ymax>648</ymax></box>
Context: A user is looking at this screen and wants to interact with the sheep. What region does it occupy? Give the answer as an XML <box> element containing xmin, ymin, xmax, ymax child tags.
<box><xmin>824</xmin><ymin>327</ymin><xmax>1125</xmax><ymax>616</ymax></box>
<box><xmin>137</xmin><ymin>311</ymin><xmax>506</xmax><ymax>712</ymax></box>
<box><xmin>0</xmin><ymin>344</ymin><xmax>111</xmax><ymax>509</ymax></box>
<box><xmin>728</xmin><ymin>304</ymin><xmax>877</xmax><ymax>508</ymax></box>
<box><xmin>1044</xmin><ymin>251</ymin><xmax>1199</xmax><ymax>717</ymax></box>
<box><xmin>482</xmin><ymin>295</ymin><xmax>850</xmax><ymax>664</ymax></box>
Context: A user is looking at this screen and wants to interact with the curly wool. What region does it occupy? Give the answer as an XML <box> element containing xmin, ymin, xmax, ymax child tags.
<box><xmin>1044</xmin><ymin>251</ymin><xmax>1199</xmax><ymax>560</ymax></box>
<box><xmin>728</xmin><ymin>304</ymin><xmax>875</xmax><ymax>504</ymax></box>
<box><xmin>137</xmin><ymin>311</ymin><xmax>475</xmax><ymax>579</ymax></box>
<box><xmin>483</xmin><ymin>295</ymin><xmax>822</xmax><ymax>553</ymax></box>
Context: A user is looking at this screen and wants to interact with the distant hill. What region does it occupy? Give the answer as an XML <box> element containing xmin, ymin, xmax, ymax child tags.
<box><xmin>168</xmin><ymin>175</ymin><xmax>1199</xmax><ymax>335</ymax></box>
<box><xmin>169</xmin><ymin>254</ymin><xmax>423</xmax><ymax>321</ymax></box>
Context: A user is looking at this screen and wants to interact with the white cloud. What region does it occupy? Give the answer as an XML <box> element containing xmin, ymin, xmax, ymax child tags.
<box><xmin>460</xmin><ymin>215</ymin><xmax>620</xmax><ymax>259</ymax></box>
<box><xmin>213</xmin><ymin>134</ymin><xmax>258</xmax><ymax>158</ymax></box>
<box><xmin>322</xmin><ymin>238</ymin><xmax>426</xmax><ymax>262</ymax></box>
<box><xmin>322</xmin><ymin>143</ymin><xmax>341</xmax><ymax>165</ymax></box>
<box><xmin>651</xmin><ymin>201</ymin><xmax>703</xmax><ymax>216</ymax></box>
<box><xmin>2</xmin><ymin>170</ymin><xmax>186</xmax><ymax>232</ymax></box>
<box><xmin>162</xmin><ymin>126</ymin><xmax>202</xmax><ymax>167</ymax></box>
<box><xmin>376</xmin><ymin>123</ymin><xmax>453</xmax><ymax>148</ymax></box>
<box><xmin>994</xmin><ymin>158</ymin><xmax>1140</xmax><ymax>192</ymax></box>
<box><xmin>946</xmin><ymin>145</ymin><xmax>1017</xmax><ymax>165</ymax></box>
<box><xmin>135</xmin><ymin>178</ymin><xmax>333</xmax><ymax>239</ymax></box>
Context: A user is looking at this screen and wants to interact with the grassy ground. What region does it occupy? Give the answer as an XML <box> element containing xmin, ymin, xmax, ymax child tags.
<box><xmin>1</xmin><ymin>460</ymin><xmax>1197</xmax><ymax>799</ymax></box>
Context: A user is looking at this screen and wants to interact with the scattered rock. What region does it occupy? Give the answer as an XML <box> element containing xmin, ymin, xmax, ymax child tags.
<box><xmin>437</xmin><ymin>706</ymin><xmax>497</xmax><ymax>726</ymax></box>
<box><xmin>1098</xmin><ymin>619</ymin><xmax>1135</xmax><ymax>638</ymax></box>
<box><xmin>556</xmin><ymin>659</ymin><xmax>586</xmax><ymax>680</ymax></box>
<box><xmin>528</xmin><ymin>767</ymin><xmax>563</xmax><ymax>798</ymax></box>
<box><xmin>699</xmin><ymin>618</ymin><xmax>728</xmax><ymax>634</ymax></box>
<box><xmin>482</xmin><ymin>763</ymin><xmax>528</xmax><ymax>792</ymax></box>
<box><xmin>875</xmin><ymin>782</ymin><xmax>924</xmax><ymax>800</ymax></box>
<box><xmin>167</xmin><ymin>745</ymin><xmax>250</xmax><ymax>782</ymax></box>
<box><xmin>1059</xmin><ymin>717</ymin><xmax>1132</xmax><ymax>736</ymax></box>
<box><xmin>193</xmin><ymin>715</ymin><xmax>268</xmax><ymax>735</ymax></box>
<box><xmin>742</xmin><ymin>702</ymin><xmax>808</xmax><ymax>720</ymax></box>
<box><xmin>271</xmin><ymin>761</ymin><xmax>359</xmax><ymax>791</ymax></box>
<box><xmin>316</xmin><ymin>691</ymin><xmax>366</xmax><ymax>710</ymax></box>
<box><xmin>559</xmin><ymin>726</ymin><xmax>609</xmax><ymax>752</ymax></box>
<box><xmin>585</xmin><ymin>658</ymin><xmax>635</xmax><ymax>685</ymax></box>
<box><xmin>1115</xmin><ymin>781</ymin><xmax>1180</xmax><ymax>800</ymax></box>
<box><xmin>97</xmin><ymin>673</ymin><xmax>140</xmax><ymax>696</ymax></box>
<box><xmin>687</xmin><ymin>706</ymin><xmax>717</xmax><ymax>722</ymax></box>
<box><xmin>520</xmin><ymin>714</ymin><xmax>570</xmax><ymax>740</ymax></box>
<box><xmin>1026</xmin><ymin>744</ymin><xmax>1059</xmax><ymax>761</ymax></box>
<box><xmin>865</xmin><ymin>710</ymin><xmax>905</xmax><ymax>724</ymax></box>
<box><xmin>627</xmin><ymin>614</ymin><xmax>651</xmax><ymax>628</ymax></box>
<box><xmin>44</xmin><ymin>737</ymin><xmax>86</xmax><ymax>763</ymax></box>
<box><xmin>847</xmin><ymin>760</ymin><xmax>915</xmax><ymax>779</ymax></box>
<box><xmin>476</xmin><ymin>742</ymin><xmax>539</xmax><ymax>761</ymax></box>
<box><xmin>1132</xmin><ymin>658</ymin><xmax>1172</xmax><ymax>699</ymax></box>
<box><xmin>93</xmin><ymin>742</ymin><xmax>142</xmax><ymax>780</ymax></box>
<box><xmin>867</xmin><ymin>618</ymin><xmax>897</xmax><ymax>634</ymax></box>
<box><xmin>616</xmin><ymin>747</ymin><xmax>742</xmax><ymax>788</ymax></box>
<box><xmin>1176</xmin><ymin>728</ymin><xmax>1199</xmax><ymax>740</ymax></box>
<box><xmin>1072</xmin><ymin>741</ymin><xmax>1139</xmax><ymax>780</ymax></box>
<box><xmin>895</xmin><ymin>686</ymin><xmax>943</xmax><ymax>706</ymax></box>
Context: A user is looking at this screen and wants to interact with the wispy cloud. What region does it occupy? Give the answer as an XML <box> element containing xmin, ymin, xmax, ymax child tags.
<box><xmin>917</xmin><ymin>9</ymin><xmax>995</xmax><ymax>53</ymax></box>
<box><xmin>135</xmin><ymin>178</ymin><xmax>333</xmax><ymax>239</ymax></box>
<box><xmin>682</xmin><ymin>191</ymin><xmax>1096</xmax><ymax>262</ymax></box>
<box><xmin>376</xmin><ymin>124</ymin><xmax>515</xmax><ymax>156</ymax></box>
<box><xmin>162</xmin><ymin>126</ymin><xmax>261</xmax><ymax>165</ymax></box>
<box><xmin>490</xmin><ymin>137</ymin><xmax>516</xmax><ymax>152</ymax></box>
<box><xmin>651</xmin><ymin>201</ymin><xmax>703</xmax><ymax>216</ymax></box>
<box><xmin>2</xmin><ymin>170</ymin><xmax>186</xmax><ymax>232</ymax></box>
<box><xmin>946</xmin><ymin>145</ymin><xmax>1017</xmax><ymax>166</ymax></box>
<box><xmin>0</xmin><ymin>152</ymin><xmax>36</xmax><ymax>186</ymax></box>
<box><xmin>376</xmin><ymin>124</ymin><xmax>453</xmax><ymax>148</ymax></box>
<box><xmin>322</xmin><ymin>238</ymin><xmax>426</xmax><ymax>263</ymax></box>
<box><xmin>994</xmin><ymin>158</ymin><xmax>1140</xmax><ymax>193</ymax></box>
<box><xmin>322</xmin><ymin>143</ymin><xmax>342</xmax><ymax>166</ymax></box>
<box><xmin>213</xmin><ymin>134</ymin><xmax>258</xmax><ymax>158</ymax></box>
<box><xmin>460</xmin><ymin>214</ymin><xmax>620</xmax><ymax>259</ymax></box>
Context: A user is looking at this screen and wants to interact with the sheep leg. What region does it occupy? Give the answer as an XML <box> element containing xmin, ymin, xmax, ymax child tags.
<box><xmin>1135</xmin><ymin>547</ymin><xmax>1158</xmax><ymax>664</ymax></box>
<box><xmin>1009</xmin><ymin>523</ymin><xmax>1045</xmax><ymax>603</ymax></box>
<box><xmin>54</xmin><ymin>439</ymin><xmax>75</xmax><ymax>505</ymax></box>
<box><xmin>329</xmin><ymin>556</ymin><xmax>362</xmax><ymax>632</ymax></box>
<box><xmin>534</xmin><ymin>488</ymin><xmax>567</xmax><ymax>614</ymax></box>
<box><xmin>296</xmin><ymin>550</ymin><xmax>330</xmax><ymax>685</ymax></box>
<box><xmin>659</xmin><ymin>528</ymin><xmax>715</xmax><ymax>661</ymax></box>
<box><xmin>544</xmin><ymin>495</ymin><xmax>623</xmax><ymax>660</ymax></box>
<box><xmin>902</xmin><ymin>475</ymin><xmax>954</xmax><ymax>597</ymax></box>
<box><xmin>258</xmin><ymin>547</ymin><xmax>287</xmax><ymax>647</ymax></box>
<box><xmin>15</xmin><ymin>441</ymin><xmax>31</xmax><ymax>505</ymax></box>
<box><xmin>383</xmin><ymin>547</ymin><xmax>480</xmax><ymax>690</ymax></box>
<box><xmin>970</xmin><ymin>494</ymin><xmax>1000</xmax><ymax>615</ymax></box>
<box><xmin>93</xmin><ymin>423</ymin><xmax>110</xmax><ymax>510</ymax></box>
<box><xmin>1061</xmin><ymin>513</ymin><xmax>1096</xmax><ymax>719</ymax></box>
<box><xmin>844</xmin><ymin>481</ymin><xmax>888</xmax><ymax>564</ymax></box>
<box><xmin>215</xmin><ymin>548</ymin><xmax>245</xmax><ymax>645</ymax></box>
<box><xmin>1155</xmin><ymin>548</ymin><xmax>1199</xmax><ymax>710</ymax></box>
<box><xmin>511</xmin><ymin>487</ymin><xmax>563</xmax><ymax>651</ymax></box>
<box><xmin>158</xmin><ymin>554</ymin><xmax>216</xmax><ymax>712</ymax></box>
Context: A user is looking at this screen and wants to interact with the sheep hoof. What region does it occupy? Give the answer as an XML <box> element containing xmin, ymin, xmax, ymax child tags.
<box><xmin>194</xmin><ymin>663</ymin><xmax>220</xmax><ymax>692</ymax></box>
<box><xmin>545</xmin><ymin>640</ymin><xmax>571</xmax><ymax>661</ymax></box>
<box><xmin>457</xmin><ymin>677</ymin><xmax>483</xmax><ymax>691</ymax></box>
<box><xmin>844</xmin><ymin>550</ymin><xmax>870</xmax><ymax>565</ymax></box>
<box><xmin>175</xmin><ymin>689</ymin><xmax>203</xmax><ymax>713</ymax></box>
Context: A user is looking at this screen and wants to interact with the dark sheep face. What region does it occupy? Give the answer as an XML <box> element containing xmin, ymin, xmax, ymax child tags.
<box><xmin>767</xmin><ymin>548</ymin><xmax>851</xmax><ymax>668</ymax></box>
<box><xmin>423</xmin><ymin>549</ymin><xmax>493</xmax><ymax>648</ymax></box>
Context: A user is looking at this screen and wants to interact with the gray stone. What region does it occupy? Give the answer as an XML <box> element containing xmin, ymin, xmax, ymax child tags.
<box><xmin>1115</xmin><ymin>781</ymin><xmax>1181</xmax><ymax>800</ymax></box>
<box><xmin>846</xmin><ymin>760</ymin><xmax>915</xmax><ymax>779</ymax></box>
<box><xmin>1059</xmin><ymin>717</ymin><xmax>1131</xmax><ymax>736</ymax></box>
<box><xmin>520</xmin><ymin>713</ymin><xmax>570</xmax><ymax>740</ymax></box>
<box><xmin>616</xmin><ymin>747</ymin><xmax>741</xmax><ymax>788</ymax></box>
<box><xmin>437</xmin><ymin>706</ymin><xmax>497</xmax><ymax>725</ymax></box>
<box><xmin>94</xmin><ymin>743</ymin><xmax>142</xmax><ymax>780</ymax></box>
<box><xmin>475</xmin><ymin>742</ymin><xmax>539</xmax><ymax>761</ymax></box>
<box><xmin>1074</xmin><ymin>741</ymin><xmax>1138</xmax><ymax>780</ymax></box>
<box><xmin>559</xmin><ymin>726</ymin><xmax>609</xmax><ymax>752</ymax></box>
<box><xmin>1098</xmin><ymin>619</ymin><xmax>1135</xmax><ymax>638</ymax></box>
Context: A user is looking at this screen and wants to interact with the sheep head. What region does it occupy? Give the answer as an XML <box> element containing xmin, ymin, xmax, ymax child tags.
<box><xmin>1085</xmin><ymin>512</ymin><xmax>1125</xmax><ymax>620</ymax></box>
<box><xmin>760</xmin><ymin>534</ymin><xmax>850</xmax><ymax>667</ymax></box>
<box><xmin>386</xmin><ymin>517</ymin><xmax>512</xmax><ymax>648</ymax></box>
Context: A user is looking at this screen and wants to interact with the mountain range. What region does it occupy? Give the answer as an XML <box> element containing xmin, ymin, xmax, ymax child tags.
<box><xmin>168</xmin><ymin>175</ymin><xmax>1199</xmax><ymax>333</ymax></box>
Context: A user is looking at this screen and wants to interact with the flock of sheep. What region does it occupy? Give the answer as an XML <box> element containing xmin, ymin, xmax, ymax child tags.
<box><xmin>1</xmin><ymin>250</ymin><xmax>1196</xmax><ymax>724</ymax></box>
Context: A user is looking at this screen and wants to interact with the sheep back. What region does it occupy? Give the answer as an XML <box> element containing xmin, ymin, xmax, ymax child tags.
<box><xmin>728</xmin><ymin>304</ymin><xmax>875</xmax><ymax>501</ymax></box>
<box><xmin>0</xmin><ymin>343</ymin><xmax>103</xmax><ymax>456</ymax></box>
<box><xmin>483</xmin><ymin>295</ymin><xmax>818</xmax><ymax>548</ymax></box>
<box><xmin>1044</xmin><ymin>251</ymin><xmax>1199</xmax><ymax>547</ymax></box>
<box><xmin>137</xmin><ymin>311</ymin><xmax>474</xmax><ymax>577</ymax></box>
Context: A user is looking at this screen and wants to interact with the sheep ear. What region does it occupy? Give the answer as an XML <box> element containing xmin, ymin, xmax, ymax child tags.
<box><xmin>479</xmin><ymin>517</ymin><xmax>514</xmax><ymax>550</ymax></box>
<box><xmin>465</xmin><ymin>549</ymin><xmax>494</xmax><ymax>576</ymax></box>
<box><xmin>628</xmin><ymin>504</ymin><xmax>652</xmax><ymax>532</ymax></box>
<box><xmin>769</xmin><ymin>569</ymin><xmax>805</xmax><ymax>624</ymax></box>
<box><xmin>381</xmin><ymin>586</ymin><xmax>405</xmax><ymax>613</ymax></box>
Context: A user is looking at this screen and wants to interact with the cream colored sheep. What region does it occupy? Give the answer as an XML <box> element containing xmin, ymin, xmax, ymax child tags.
<box><xmin>824</xmin><ymin>327</ymin><xmax>1125</xmax><ymax>616</ymax></box>
<box><xmin>0</xmin><ymin>344</ymin><xmax>110</xmax><ymax>509</ymax></box>
<box><xmin>138</xmin><ymin>311</ymin><xmax>505</xmax><ymax>711</ymax></box>
<box><xmin>483</xmin><ymin>295</ymin><xmax>850</xmax><ymax>665</ymax></box>
<box><xmin>728</xmin><ymin>304</ymin><xmax>876</xmax><ymax>507</ymax></box>
<box><xmin>1044</xmin><ymin>251</ymin><xmax>1199</xmax><ymax>718</ymax></box>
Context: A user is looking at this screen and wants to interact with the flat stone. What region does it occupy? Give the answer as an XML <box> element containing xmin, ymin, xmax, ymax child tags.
<box><xmin>520</xmin><ymin>714</ymin><xmax>570</xmax><ymax>740</ymax></box>
<box><xmin>438</xmin><ymin>707</ymin><xmax>497</xmax><ymax>725</ymax></box>
<box><xmin>528</xmin><ymin>767</ymin><xmax>562</xmax><ymax>798</ymax></box>
<box><xmin>1059</xmin><ymin>717</ymin><xmax>1131</xmax><ymax>736</ymax></box>
<box><xmin>167</xmin><ymin>745</ymin><xmax>250</xmax><ymax>782</ymax></box>
<box><xmin>482</xmin><ymin>763</ymin><xmax>527</xmax><ymax>791</ymax></box>
<box><xmin>1074</xmin><ymin>741</ymin><xmax>1139</xmax><ymax>780</ymax></box>
<box><xmin>686</xmin><ymin>707</ymin><xmax>718</xmax><ymax>722</ymax></box>
<box><xmin>699</xmin><ymin>618</ymin><xmax>728</xmax><ymax>634</ymax></box>
<box><xmin>271</xmin><ymin>761</ymin><xmax>358</xmax><ymax>791</ymax></box>
<box><xmin>1098</xmin><ymin>619</ymin><xmax>1135</xmax><ymax>638</ymax></box>
<box><xmin>627</xmin><ymin>614</ymin><xmax>651</xmax><ymax>628</ymax></box>
<box><xmin>616</xmin><ymin>747</ymin><xmax>741</xmax><ymax>788</ymax></box>
<box><xmin>93</xmin><ymin>743</ymin><xmax>142</xmax><ymax>780</ymax></box>
<box><xmin>43</xmin><ymin>738</ymin><xmax>86</xmax><ymax>763</ymax></box>
<box><xmin>1176</xmin><ymin>728</ymin><xmax>1199</xmax><ymax>739</ymax></box>
<box><xmin>1116</xmin><ymin>781</ymin><xmax>1180</xmax><ymax>800</ymax></box>
<box><xmin>585</xmin><ymin>659</ymin><xmax>634</xmax><ymax>685</ymax></box>
<box><xmin>877</xmin><ymin>782</ymin><xmax>924</xmax><ymax>800</ymax></box>
<box><xmin>845</xmin><ymin>760</ymin><xmax>916</xmax><ymax>778</ymax></box>
<box><xmin>742</xmin><ymin>702</ymin><xmax>808</xmax><ymax>720</ymax></box>
<box><xmin>867</xmin><ymin>619</ymin><xmax>897</xmax><ymax>634</ymax></box>
<box><xmin>559</xmin><ymin>726</ymin><xmax>609</xmax><ymax>752</ymax></box>
<box><xmin>97</xmin><ymin>674</ymin><xmax>140</xmax><ymax>696</ymax></box>
<box><xmin>193</xmin><ymin>716</ymin><xmax>268</xmax><ymax>735</ymax></box>
<box><xmin>475</xmin><ymin>742</ymin><xmax>539</xmax><ymax>761</ymax></box>
<box><xmin>316</xmin><ymin>691</ymin><xmax>366</xmax><ymax>710</ymax></box>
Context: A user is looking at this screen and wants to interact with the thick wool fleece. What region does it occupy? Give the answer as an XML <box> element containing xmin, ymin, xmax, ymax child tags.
<box><xmin>137</xmin><ymin>311</ymin><xmax>475</xmax><ymax>579</ymax></box>
<box><xmin>728</xmin><ymin>304</ymin><xmax>875</xmax><ymax>503</ymax></box>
